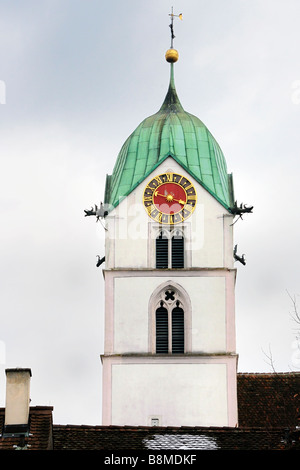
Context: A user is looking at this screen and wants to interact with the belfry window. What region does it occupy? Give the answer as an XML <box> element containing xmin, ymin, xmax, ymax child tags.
<box><xmin>156</xmin><ymin>232</ymin><xmax>169</xmax><ymax>269</ymax></box>
<box><xmin>171</xmin><ymin>232</ymin><xmax>184</xmax><ymax>268</ymax></box>
<box><xmin>155</xmin><ymin>291</ymin><xmax>185</xmax><ymax>354</ymax></box>
<box><xmin>156</xmin><ymin>230</ymin><xmax>184</xmax><ymax>269</ymax></box>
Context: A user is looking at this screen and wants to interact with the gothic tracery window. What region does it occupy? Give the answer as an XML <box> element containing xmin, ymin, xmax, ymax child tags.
<box><xmin>155</xmin><ymin>289</ymin><xmax>185</xmax><ymax>354</ymax></box>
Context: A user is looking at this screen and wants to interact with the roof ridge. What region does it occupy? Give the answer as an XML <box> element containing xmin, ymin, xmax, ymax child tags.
<box><xmin>238</xmin><ymin>371</ymin><xmax>300</xmax><ymax>375</ymax></box>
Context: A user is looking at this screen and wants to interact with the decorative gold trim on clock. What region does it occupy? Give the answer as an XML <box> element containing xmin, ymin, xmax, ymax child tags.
<box><xmin>143</xmin><ymin>173</ymin><xmax>197</xmax><ymax>224</ymax></box>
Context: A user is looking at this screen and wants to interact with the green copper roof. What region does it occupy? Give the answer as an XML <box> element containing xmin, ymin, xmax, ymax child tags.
<box><xmin>104</xmin><ymin>64</ymin><xmax>233</xmax><ymax>210</ymax></box>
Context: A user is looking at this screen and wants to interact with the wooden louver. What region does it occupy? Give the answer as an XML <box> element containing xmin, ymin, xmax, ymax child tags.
<box><xmin>156</xmin><ymin>302</ymin><xmax>184</xmax><ymax>354</ymax></box>
<box><xmin>156</xmin><ymin>305</ymin><xmax>168</xmax><ymax>353</ymax></box>
<box><xmin>156</xmin><ymin>232</ymin><xmax>184</xmax><ymax>269</ymax></box>
<box><xmin>171</xmin><ymin>234</ymin><xmax>184</xmax><ymax>268</ymax></box>
<box><xmin>156</xmin><ymin>233</ymin><xmax>168</xmax><ymax>269</ymax></box>
<box><xmin>172</xmin><ymin>304</ymin><xmax>184</xmax><ymax>353</ymax></box>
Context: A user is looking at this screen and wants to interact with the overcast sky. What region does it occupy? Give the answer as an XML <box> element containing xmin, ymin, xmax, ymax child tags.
<box><xmin>0</xmin><ymin>0</ymin><xmax>300</xmax><ymax>426</ymax></box>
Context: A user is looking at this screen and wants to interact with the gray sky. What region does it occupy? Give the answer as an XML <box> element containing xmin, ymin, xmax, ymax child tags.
<box><xmin>0</xmin><ymin>0</ymin><xmax>300</xmax><ymax>425</ymax></box>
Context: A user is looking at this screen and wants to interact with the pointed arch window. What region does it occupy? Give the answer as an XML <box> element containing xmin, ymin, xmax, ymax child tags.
<box><xmin>149</xmin><ymin>282</ymin><xmax>191</xmax><ymax>354</ymax></box>
<box><xmin>156</xmin><ymin>229</ymin><xmax>184</xmax><ymax>269</ymax></box>
<box><xmin>153</xmin><ymin>286</ymin><xmax>189</xmax><ymax>354</ymax></box>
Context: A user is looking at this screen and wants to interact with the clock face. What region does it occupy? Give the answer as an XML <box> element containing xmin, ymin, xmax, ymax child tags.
<box><xmin>143</xmin><ymin>172</ymin><xmax>197</xmax><ymax>224</ymax></box>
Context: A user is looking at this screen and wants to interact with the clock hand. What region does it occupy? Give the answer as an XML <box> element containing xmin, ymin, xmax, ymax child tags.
<box><xmin>154</xmin><ymin>191</ymin><xmax>171</xmax><ymax>199</ymax></box>
<box><xmin>154</xmin><ymin>191</ymin><xmax>186</xmax><ymax>205</ymax></box>
<box><xmin>154</xmin><ymin>191</ymin><xmax>166</xmax><ymax>197</ymax></box>
<box><xmin>173</xmin><ymin>197</ymin><xmax>186</xmax><ymax>205</ymax></box>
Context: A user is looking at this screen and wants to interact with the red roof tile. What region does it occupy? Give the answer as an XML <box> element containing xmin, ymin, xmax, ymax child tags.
<box><xmin>237</xmin><ymin>372</ymin><xmax>300</xmax><ymax>428</ymax></box>
<box><xmin>0</xmin><ymin>407</ymin><xmax>53</xmax><ymax>451</ymax></box>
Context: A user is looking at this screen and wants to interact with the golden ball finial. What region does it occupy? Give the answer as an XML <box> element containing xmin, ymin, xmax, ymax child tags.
<box><xmin>165</xmin><ymin>48</ymin><xmax>179</xmax><ymax>63</ymax></box>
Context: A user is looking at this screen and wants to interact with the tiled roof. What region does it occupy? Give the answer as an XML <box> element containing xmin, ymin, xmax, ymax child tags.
<box><xmin>0</xmin><ymin>407</ymin><xmax>53</xmax><ymax>451</ymax></box>
<box><xmin>52</xmin><ymin>372</ymin><xmax>300</xmax><ymax>451</ymax></box>
<box><xmin>237</xmin><ymin>372</ymin><xmax>300</xmax><ymax>428</ymax></box>
<box><xmin>0</xmin><ymin>373</ymin><xmax>299</xmax><ymax>450</ymax></box>
<box><xmin>52</xmin><ymin>424</ymin><xmax>299</xmax><ymax>451</ymax></box>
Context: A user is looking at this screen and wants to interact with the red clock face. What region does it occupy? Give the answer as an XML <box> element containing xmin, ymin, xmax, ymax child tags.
<box><xmin>143</xmin><ymin>173</ymin><xmax>197</xmax><ymax>224</ymax></box>
<box><xmin>152</xmin><ymin>182</ymin><xmax>187</xmax><ymax>215</ymax></box>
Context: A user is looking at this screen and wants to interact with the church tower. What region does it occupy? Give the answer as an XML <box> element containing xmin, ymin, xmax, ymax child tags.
<box><xmin>99</xmin><ymin>25</ymin><xmax>239</xmax><ymax>428</ymax></box>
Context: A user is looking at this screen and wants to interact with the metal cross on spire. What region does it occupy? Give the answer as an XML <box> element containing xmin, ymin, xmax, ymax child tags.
<box><xmin>168</xmin><ymin>7</ymin><xmax>183</xmax><ymax>48</ymax></box>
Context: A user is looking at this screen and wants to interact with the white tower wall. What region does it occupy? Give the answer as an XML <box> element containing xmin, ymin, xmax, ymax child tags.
<box><xmin>101</xmin><ymin>157</ymin><xmax>238</xmax><ymax>428</ymax></box>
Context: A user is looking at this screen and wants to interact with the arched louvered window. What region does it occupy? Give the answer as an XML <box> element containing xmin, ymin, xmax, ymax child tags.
<box><xmin>156</xmin><ymin>230</ymin><xmax>184</xmax><ymax>269</ymax></box>
<box><xmin>155</xmin><ymin>294</ymin><xmax>185</xmax><ymax>354</ymax></box>
<box><xmin>150</xmin><ymin>282</ymin><xmax>191</xmax><ymax>355</ymax></box>
<box><xmin>155</xmin><ymin>302</ymin><xmax>168</xmax><ymax>353</ymax></box>
<box><xmin>172</xmin><ymin>301</ymin><xmax>184</xmax><ymax>353</ymax></box>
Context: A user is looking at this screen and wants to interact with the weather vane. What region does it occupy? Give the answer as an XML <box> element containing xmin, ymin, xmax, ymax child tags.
<box><xmin>169</xmin><ymin>7</ymin><xmax>182</xmax><ymax>48</ymax></box>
